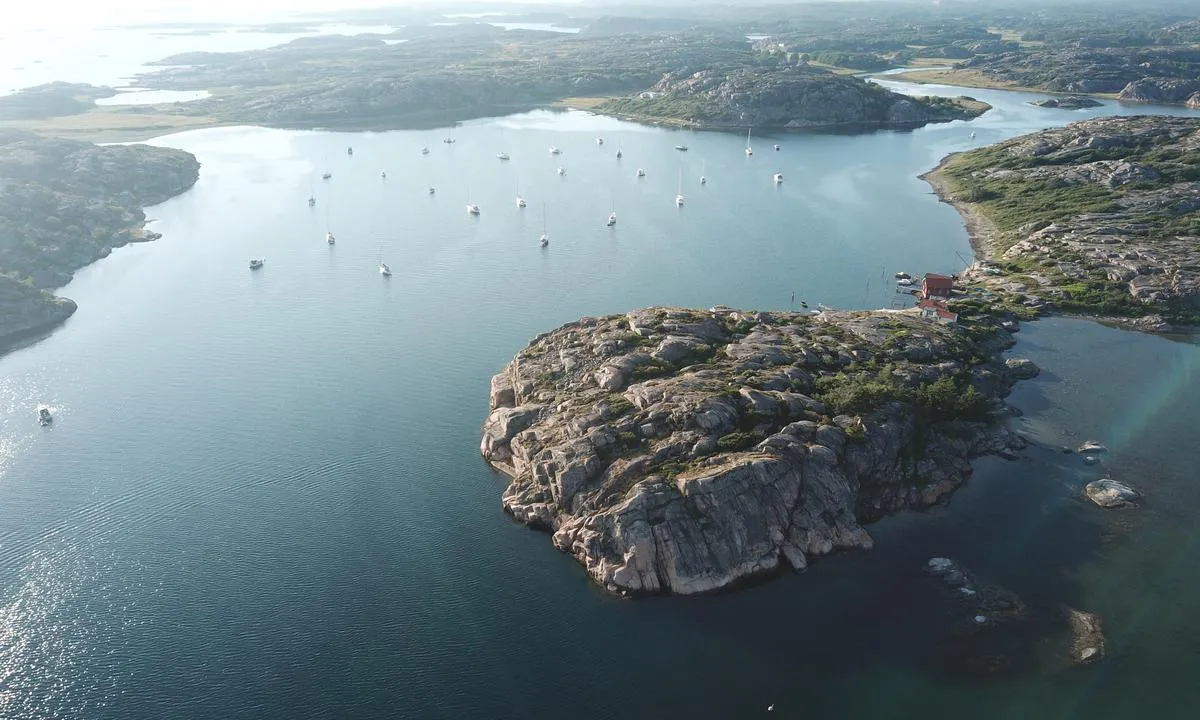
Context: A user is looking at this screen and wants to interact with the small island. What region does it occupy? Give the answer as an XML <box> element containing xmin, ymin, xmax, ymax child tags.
<box><xmin>1029</xmin><ymin>96</ymin><xmax>1103</xmax><ymax>110</ymax></box>
<box><xmin>925</xmin><ymin>116</ymin><xmax>1200</xmax><ymax>327</ymax></box>
<box><xmin>481</xmin><ymin>305</ymin><xmax>1032</xmax><ymax>595</ymax></box>
<box><xmin>591</xmin><ymin>67</ymin><xmax>988</xmax><ymax>131</ymax></box>
<box><xmin>0</xmin><ymin>130</ymin><xmax>200</xmax><ymax>351</ymax></box>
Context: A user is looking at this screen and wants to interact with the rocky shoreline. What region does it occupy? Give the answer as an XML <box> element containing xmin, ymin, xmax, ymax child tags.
<box><xmin>922</xmin><ymin>116</ymin><xmax>1200</xmax><ymax>328</ymax></box>
<box><xmin>481</xmin><ymin>306</ymin><xmax>1032</xmax><ymax>596</ymax></box>
<box><xmin>0</xmin><ymin>130</ymin><xmax>200</xmax><ymax>352</ymax></box>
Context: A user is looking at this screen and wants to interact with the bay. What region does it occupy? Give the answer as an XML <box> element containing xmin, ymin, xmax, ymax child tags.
<box><xmin>1</xmin><ymin>80</ymin><xmax>1199</xmax><ymax>718</ymax></box>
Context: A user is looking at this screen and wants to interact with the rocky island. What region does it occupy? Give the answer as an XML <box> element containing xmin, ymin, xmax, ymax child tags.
<box><xmin>925</xmin><ymin>116</ymin><xmax>1200</xmax><ymax>326</ymax></box>
<box><xmin>481</xmin><ymin>305</ymin><xmax>1032</xmax><ymax>595</ymax></box>
<box><xmin>0</xmin><ymin>130</ymin><xmax>200</xmax><ymax>351</ymax></box>
<box><xmin>593</xmin><ymin>68</ymin><xmax>988</xmax><ymax>130</ymax></box>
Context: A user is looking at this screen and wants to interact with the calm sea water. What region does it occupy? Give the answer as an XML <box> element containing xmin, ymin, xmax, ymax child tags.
<box><xmin>1</xmin><ymin>80</ymin><xmax>1199</xmax><ymax>718</ymax></box>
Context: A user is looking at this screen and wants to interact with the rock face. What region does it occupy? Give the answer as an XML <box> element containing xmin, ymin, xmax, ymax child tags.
<box><xmin>933</xmin><ymin>116</ymin><xmax>1200</xmax><ymax>322</ymax></box>
<box><xmin>597</xmin><ymin>68</ymin><xmax>988</xmax><ymax>130</ymax></box>
<box><xmin>1118</xmin><ymin>77</ymin><xmax>1200</xmax><ymax>105</ymax></box>
<box><xmin>482</xmin><ymin>306</ymin><xmax>1028</xmax><ymax>595</ymax></box>
<box><xmin>0</xmin><ymin>130</ymin><xmax>199</xmax><ymax>352</ymax></box>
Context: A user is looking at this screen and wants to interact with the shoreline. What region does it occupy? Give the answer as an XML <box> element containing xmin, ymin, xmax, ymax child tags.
<box><xmin>879</xmin><ymin>67</ymin><xmax>1121</xmax><ymax>100</ymax></box>
<box><xmin>919</xmin><ymin>161</ymin><xmax>1002</xmax><ymax>262</ymax></box>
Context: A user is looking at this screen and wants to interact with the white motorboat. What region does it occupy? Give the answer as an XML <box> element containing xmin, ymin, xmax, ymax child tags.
<box><xmin>674</xmin><ymin>144</ymin><xmax>689</xmax><ymax>151</ymax></box>
<box><xmin>773</xmin><ymin>172</ymin><xmax>784</xmax><ymax>184</ymax></box>
<box><xmin>516</xmin><ymin>196</ymin><xmax>527</xmax><ymax>208</ymax></box>
<box><xmin>549</xmin><ymin>146</ymin><xmax>562</xmax><ymax>155</ymax></box>
<box><xmin>596</xmin><ymin>137</ymin><xmax>604</xmax><ymax>145</ymax></box>
<box><xmin>326</xmin><ymin>231</ymin><xmax>336</xmax><ymax>245</ymax></box>
<box><xmin>37</xmin><ymin>405</ymin><xmax>52</xmax><ymax>426</ymax></box>
<box><xmin>379</xmin><ymin>262</ymin><xmax>392</xmax><ymax>276</ymax></box>
<box><xmin>421</xmin><ymin>147</ymin><xmax>430</xmax><ymax>155</ymax></box>
<box><xmin>346</xmin><ymin>146</ymin><xmax>353</xmax><ymax>156</ymax></box>
<box><xmin>557</xmin><ymin>167</ymin><xmax>566</xmax><ymax>176</ymax></box>
<box><xmin>897</xmin><ymin>278</ymin><xmax>914</xmax><ymax>286</ymax></box>
<box><xmin>322</xmin><ymin>172</ymin><xmax>332</xmax><ymax>180</ymax></box>
<box><xmin>636</xmin><ymin>168</ymin><xmax>645</xmax><ymax>177</ymax></box>
<box><xmin>467</xmin><ymin>203</ymin><xmax>480</xmax><ymax>215</ymax></box>
<box><xmin>497</xmin><ymin>152</ymin><xmax>510</xmax><ymax>161</ymax></box>
<box><xmin>249</xmin><ymin>258</ymin><xmax>264</xmax><ymax>270</ymax></box>
<box><xmin>774</xmin><ymin>144</ymin><xmax>780</xmax><ymax>151</ymax></box>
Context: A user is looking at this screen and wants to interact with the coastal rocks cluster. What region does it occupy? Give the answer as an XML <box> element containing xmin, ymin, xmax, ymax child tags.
<box><xmin>925</xmin><ymin>557</ymin><xmax>1106</xmax><ymax>672</ymax></box>
<box><xmin>482</xmin><ymin>306</ymin><xmax>1031</xmax><ymax>595</ymax></box>
<box><xmin>936</xmin><ymin>116</ymin><xmax>1200</xmax><ymax>321</ymax></box>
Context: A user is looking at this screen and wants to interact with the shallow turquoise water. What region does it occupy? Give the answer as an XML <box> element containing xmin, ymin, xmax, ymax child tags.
<box><xmin>1</xmin><ymin>86</ymin><xmax>1199</xmax><ymax>718</ymax></box>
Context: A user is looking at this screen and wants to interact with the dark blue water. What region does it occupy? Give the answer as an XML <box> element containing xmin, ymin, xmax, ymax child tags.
<box><xmin>1</xmin><ymin>86</ymin><xmax>1199</xmax><ymax>718</ymax></box>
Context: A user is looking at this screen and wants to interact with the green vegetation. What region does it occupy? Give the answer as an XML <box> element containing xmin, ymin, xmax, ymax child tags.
<box><xmin>814</xmin><ymin>371</ymin><xmax>991</xmax><ymax>423</ymax></box>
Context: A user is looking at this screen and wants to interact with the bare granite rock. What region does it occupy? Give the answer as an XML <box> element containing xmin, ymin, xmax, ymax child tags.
<box><xmin>1085</xmin><ymin>478</ymin><xmax>1140</xmax><ymax>508</ymax></box>
<box><xmin>482</xmin><ymin>306</ymin><xmax>1028</xmax><ymax>595</ymax></box>
<box><xmin>934</xmin><ymin>116</ymin><xmax>1200</xmax><ymax>321</ymax></box>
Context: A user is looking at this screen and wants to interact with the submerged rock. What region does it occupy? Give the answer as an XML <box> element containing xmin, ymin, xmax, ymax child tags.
<box><xmin>1084</xmin><ymin>478</ymin><xmax>1140</xmax><ymax>508</ymax></box>
<box><xmin>482</xmin><ymin>306</ymin><xmax>1027</xmax><ymax>595</ymax></box>
<box><xmin>1067</xmin><ymin>608</ymin><xmax>1106</xmax><ymax>664</ymax></box>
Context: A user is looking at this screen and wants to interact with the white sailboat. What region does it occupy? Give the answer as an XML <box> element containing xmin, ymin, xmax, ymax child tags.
<box><xmin>539</xmin><ymin>202</ymin><xmax>549</xmax><ymax>247</ymax></box>
<box><xmin>607</xmin><ymin>210</ymin><xmax>616</xmax><ymax>227</ymax></box>
<box><xmin>596</xmin><ymin>137</ymin><xmax>604</xmax><ymax>145</ymax></box>
<box><xmin>636</xmin><ymin>168</ymin><xmax>645</xmax><ymax>178</ymax></box>
<box><xmin>549</xmin><ymin>145</ymin><xmax>562</xmax><ymax>155</ymax></box>
<box><xmin>378</xmin><ymin>245</ymin><xmax>391</xmax><ymax>276</ymax></box>
<box><xmin>443</xmin><ymin>127</ymin><xmax>456</xmax><ymax>144</ymax></box>
<box><xmin>380</xmin><ymin>170</ymin><xmax>387</xmax><ymax>180</ymax></box>
<box><xmin>773</xmin><ymin>172</ymin><xmax>784</xmax><ymax>184</ymax></box>
<box><xmin>745</xmin><ymin>127</ymin><xmax>753</xmax><ymax>156</ymax></box>
<box><xmin>325</xmin><ymin>206</ymin><xmax>335</xmax><ymax>244</ymax></box>
<box><xmin>557</xmin><ymin>167</ymin><xmax>566</xmax><ymax>176</ymax></box>
<box><xmin>700</xmin><ymin>160</ymin><xmax>707</xmax><ymax>185</ymax></box>
<box><xmin>675</xmin><ymin>169</ymin><xmax>685</xmax><ymax>207</ymax></box>
<box><xmin>516</xmin><ymin>180</ymin><xmax>527</xmax><ymax>208</ymax></box>
<box><xmin>466</xmin><ymin>185</ymin><xmax>480</xmax><ymax>215</ymax></box>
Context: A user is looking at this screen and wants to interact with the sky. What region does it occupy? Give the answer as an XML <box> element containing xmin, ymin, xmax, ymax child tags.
<box><xmin>0</xmin><ymin>1</ymin><xmax>577</xmax><ymax>30</ymax></box>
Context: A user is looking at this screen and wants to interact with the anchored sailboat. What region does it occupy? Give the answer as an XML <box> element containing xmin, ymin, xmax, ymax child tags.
<box><xmin>675</xmin><ymin>168</ymin><xmax>685</xmax><ymax>206</ymax></box>
<box><xmin>540</xmin><ymin>202</ymin><xmax>549</xmax><ymax>247</ymax></box>
<box><xmin>745</xmin><ymin>127</ymin><xmax>753</xmax><ymax>156</ymax></box>
<box><xmin>378</xmin><ymin>245</ymin><xmax>391</xmax><ymax>276</ymax></box>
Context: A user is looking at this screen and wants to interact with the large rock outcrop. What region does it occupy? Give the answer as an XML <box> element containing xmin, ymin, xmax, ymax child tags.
<box><xmin>1118</xmin><ymin>77</ymin><xmax>1200</xmax><ymax>105</ymax></box>
<box><xmin>481</xmin><ymin>306</ymin><xmax>1029</xmax><ymax>595</ymax></box>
